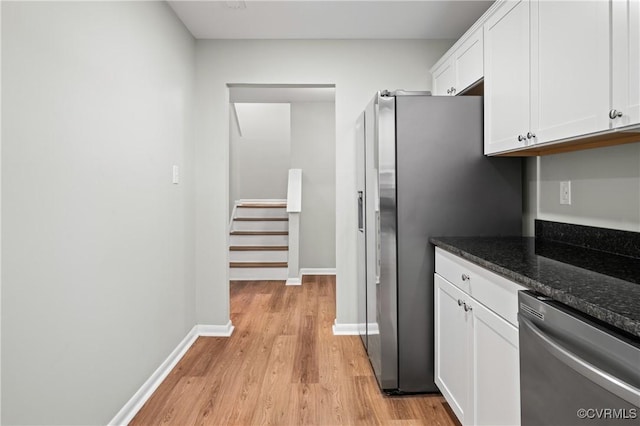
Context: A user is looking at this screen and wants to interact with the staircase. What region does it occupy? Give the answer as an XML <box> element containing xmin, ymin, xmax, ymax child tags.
<box><xmin>229</xmin><ymin>201</ymin><xmax>289</xmax><ymax>281</ymax></box>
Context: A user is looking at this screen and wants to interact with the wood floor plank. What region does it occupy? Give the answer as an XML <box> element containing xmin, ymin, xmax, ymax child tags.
<box><xmin>250</xmin><ymin>335</ymin><xmax>296</xmax><ymax>425</ymax></box>
<box><xmin>130</xmin><ymin>278</ymin><xmax>459</xmax><ymax>426</ymax></box>
<box><xmin>267</xmin><ymin>283</ymin><xmax>287</xmax><ymax>313</ymax></box>
<box><xmin>292</xmin><ymin>315</ymin><xmax>319</xmax><ymax>384</ymax></box>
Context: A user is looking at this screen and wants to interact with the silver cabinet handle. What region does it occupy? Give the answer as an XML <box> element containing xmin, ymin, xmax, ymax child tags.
<box><xmin>457</xmin><ymin>299</ymin><xmax>464</xmax><ymax>306</ymax></box>
<box><xmin>527</xmin><ymin>132</ymin><xmax>536</xmax><ymax>139</ymax></box>
<box><xmin>463</xmin><ymin>302</ymin><xmax>472</xmax><ymax>312</ymax></box>
<box><xmin>461</xmin><ymin>273</ymin><xmax>470</xmax><ymax>281</ymax></box>
<box><xmin>519</xmin><ymin>316</ymin><xmax>640</xmax><ymax>407</ymax></box>
<box><xmin>446</xmin><ymin>88</ymin><xmax>451</xmax><ymax>94</ymax></box>
<box><xmin>451</xmin><ymin>87</ymin><xmax>456</xmax><ymax>94</ymax></box>
<box><xmin>609</xmin><ymin>109</ymin><xmax>623</xmax><ymax>119</ymax></box>
<box><xmin>518</xmin><ymin>135</ymin><xmax>526</xmax><ymax>142</ymax></box>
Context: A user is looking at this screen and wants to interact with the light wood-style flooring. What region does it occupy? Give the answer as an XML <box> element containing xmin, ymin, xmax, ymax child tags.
<box><xmin>130</xmin><ymin>276</ymin><xmax>459</xmax><ymax>425</ymax></box>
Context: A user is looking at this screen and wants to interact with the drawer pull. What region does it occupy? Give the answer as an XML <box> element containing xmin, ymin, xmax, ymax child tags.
<box><xmin>463</xmin><ymin>302</ymin><xmax>473</xmax><ymax>312</ymax></box>
<box><xmin>461</xmin><ymin>273</ymin><xmax>470</xmax><ymax>281</ymax></box>
<box><xmin>457</xmin><ymin>299</ymin><xmax>464</xmax><ymax>306</ymax></box>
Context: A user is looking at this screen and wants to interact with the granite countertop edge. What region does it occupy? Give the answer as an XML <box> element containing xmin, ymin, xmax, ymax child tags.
<box><xmin>431</xmin><ymin>238</ymin><xmax>640</xmax><ymax>338</ymax></box>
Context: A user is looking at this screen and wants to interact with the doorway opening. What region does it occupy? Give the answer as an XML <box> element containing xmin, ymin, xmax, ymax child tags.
<box><xmin>226</xmin><ymin>83</ymin><xmax>336</xmax><ymax>302</ymax></box>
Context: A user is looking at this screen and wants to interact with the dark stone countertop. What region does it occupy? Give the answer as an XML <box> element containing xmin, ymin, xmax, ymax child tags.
<box><xmin>430</xmin><ymin>236</ymin><xmax>640</xmax><ymax>339</ymax></box>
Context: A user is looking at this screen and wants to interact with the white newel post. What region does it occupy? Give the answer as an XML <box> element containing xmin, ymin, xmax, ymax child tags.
<box><xmin>286</xmin><ymin>169</ymin><xmax>302</xmax><ymax>285</ymax></box>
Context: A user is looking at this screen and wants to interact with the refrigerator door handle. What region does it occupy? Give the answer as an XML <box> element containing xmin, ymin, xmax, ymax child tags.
<box><xmin>358</xmin><ymin>191</ymin><xmax>364</xmax><ymax>232</ymax></box>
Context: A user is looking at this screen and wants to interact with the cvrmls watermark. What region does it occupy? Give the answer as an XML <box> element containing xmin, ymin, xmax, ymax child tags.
<box><xmin>577</xmin><ymin>408</ymin><xmax>637</xmax><ymax>420</ymax></box>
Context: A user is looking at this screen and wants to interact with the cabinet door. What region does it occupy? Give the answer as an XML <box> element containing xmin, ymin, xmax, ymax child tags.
<box><xmin>530</xmin><ymin>0</ymin><xmax>610</xmax><ymax>143</ymax></box>
<box><xmin>455</xmin><ymin>28</ymin><xmax>483</xmax><ymax>93</ymax></box>
<box><xmin>434</xmin><ymin>274</ymin><xmax>471</xmax><ymax>424</ymax></box>
<box><xmin>484</xmin><ymin>0</ymin><xmax>531</xmax><ymax>154</ymax></box>
<box><xmin>432</xmin><ymin>58</ymin><xmax>455</xmax><ymax>96</ymax></box>
<box><xmin>612</xmin><ymin>0</ymin><xmax>640</xmax><ymax>128</ymax></box>
<box><xmin>470</xmin><ymin>300</ymin><xmax>521</xmax><ymax>426</ymax></box>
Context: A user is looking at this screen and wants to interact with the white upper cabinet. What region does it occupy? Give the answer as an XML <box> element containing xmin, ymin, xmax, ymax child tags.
<box><xmin>612</xmin><ymin>0</ymin><xmax>640</xmax><ymax>129</ymax></box>
<box><xmin>530</xmin><ymin>0</ymin><xmax>610</xmax><ymax>143</ymax></box>
<box><xmin>433</xmin><ymin>0</ymin><xmax>640</xmax><ymax>156</ymax></box>
<box><xmin>431</xmin><ymin>27</ymin><xmax>484</xmax><ymax>96</ymax></box>
<box><xmin>432</xmin><ymin>59</ymin><xmax>456</xmax><ymax>96</ymax></box>
<box><xmin>484</xmin><ymin>0</ymin><xmax>531</xmax><ymax>154</ymax></box>
<box><xmin>455</xmin><ymin>29</ymin><xmax>484</xmax><ymax>94</ymax></box>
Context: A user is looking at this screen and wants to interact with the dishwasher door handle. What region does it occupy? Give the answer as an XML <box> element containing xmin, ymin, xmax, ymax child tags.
<box><xmin>520</xmin><ymin>315</ymin><xmax>640</xmax><ymax>407</ymax></box>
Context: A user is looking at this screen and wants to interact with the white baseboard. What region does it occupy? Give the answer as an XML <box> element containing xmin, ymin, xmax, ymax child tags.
<box><xmin>331</xmin><ymin>320</ymin><xmax>360</xmax><ymax>336</ymax></box>
<box><xmin>197</xmin><ymin>321</ymin><xmax>235</xmax><ymax>337</ymax></box>
<box><xmin>300</xmin><ymin>268</ymin><xmax>336</xmax><ymax>276</ymax></box>
<box><xmin>286</xmin><ymin>277</ymin><xmax>301</xmax><ymax>286</ymax></box>
<box><xmin>108</xmin><ymin>322</ymin><xmax>235</xmax><ymax>425</ymax></box>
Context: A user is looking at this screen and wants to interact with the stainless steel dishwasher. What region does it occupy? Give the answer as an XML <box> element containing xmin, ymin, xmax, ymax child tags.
<box><xmin>519</xmin><ymin>291</ymin><xmax>640</xmax><ymax>425</ymax></box>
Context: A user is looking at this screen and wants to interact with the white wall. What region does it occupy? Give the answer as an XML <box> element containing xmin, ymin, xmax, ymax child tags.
<box><xmin>523</xmin><ymin>142</ymin><xmax>640</xmax><ymax>235</ymax></box>
<box><xmin>229</xmin><ymin>103</ymin><xmax>291</xmax><ymax>208</ymax></box>
<box><xmin>1</xmin><ymin>2</ymin><xmax>195</xmax><ymax>424</ymax></box>
<box><xmin>290</xmin><ymin>102</ymin><xmax>336</xmax><ymax>269</ymax></box>
<box><xmin>193</xmin><ymin>39</ymin><xmax>453</xmax><ymax>326</ymax></box>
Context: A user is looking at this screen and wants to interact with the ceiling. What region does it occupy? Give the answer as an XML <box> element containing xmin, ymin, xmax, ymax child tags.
<box><xmin>168</xmin><ymin>1</ymin><xmax>494</xmax><ymax>40</ymax></box>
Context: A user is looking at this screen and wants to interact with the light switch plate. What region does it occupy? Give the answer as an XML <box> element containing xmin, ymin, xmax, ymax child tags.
<box><xmin>560</xmin><ymin>181</ymin><xmax>571</xmax><ymax>205</ymax></box>
<box><xmin>172</xmin><ymin>165</ymin><xmax>179</xmax><ymax>184</ymax></box>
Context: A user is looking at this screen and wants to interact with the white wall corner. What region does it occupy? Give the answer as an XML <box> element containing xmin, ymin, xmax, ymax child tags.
<box><xmin>331</xmin><ymin>319</ymin><xmax>360</xmax><ymax>336</ymax></box>
<box><xmin>286</xmin><ymin>277</ymin><xmax>302</xmax><ymax>286</ymax></box>
<box><xmin>107</xmin><ymin>325</ymin><xmax>200</xmax><ymax>426</ymax></box>
<box><xmin>197</xmin><ymin>321</ymin><xmax>235</xmax><ymax>337</ymax></box>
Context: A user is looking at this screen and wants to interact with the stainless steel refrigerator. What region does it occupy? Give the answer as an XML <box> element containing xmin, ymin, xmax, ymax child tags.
<box><xmin>356</xmin><ymin>91</ymin><xmax>522</xmax><ymax>394</ymax></box>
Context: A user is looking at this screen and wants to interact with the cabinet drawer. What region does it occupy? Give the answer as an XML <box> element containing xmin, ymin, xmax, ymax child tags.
<box><xmin>435</xmin><ymin>247</ymin><xmax>472</xmax><ymax>293</ymax></box>
<box><xmin>435</xmin><ymin>247</ymin><xmax>526</xmax><ymax>326</ymax></box>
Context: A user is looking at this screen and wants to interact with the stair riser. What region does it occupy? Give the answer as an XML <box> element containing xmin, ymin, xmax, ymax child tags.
<box><xmin>235</xmin><ymin>207</ymin><xmax>287</xmax><ymax>218</ymax></box>
<box><xmin>232</xmin><ymin>221</ymin><xmax>289</xmax><ymax>232</ymax></box>
<box><xmin>229</xmin><ymin>250</ymin><xmax>288</xmax><ymax>262</ymax></box>
<box><xmin>229</xmin><ymin>267</ymin><xmax>288</xmax><ymax>281</ymax></box>
<box><xmin>229</xmin><ymin>234</ymin><xmax>288</xmax><ymax>246</ymax></box>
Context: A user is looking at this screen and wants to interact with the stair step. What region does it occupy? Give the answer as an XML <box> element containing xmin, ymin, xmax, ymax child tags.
<box><xmin>234</xmin><ymin>217</ymin><xmax>288</xmax><ymax>222</ymax></box>
<box><xmin>229</xmin><ymin>234</ymin><xmax>288</xmax><ymax>246</ymax></box>
<box><xmin>229</xmin><ymin>246</ymin><xmax>288</xmax><ymax>251</ymax></box>
<box><xmin>230</xmin><ymin>231</ymin><xmax>288</xmax><ymax>236</ymax></box>
<box><xmin>230</xmin><ymin>262</ymin><xmax>288</xmax><ymax>268</ymax></box>
<box><xmin>237</xmin><ymin>203</ymin><xmax>287</xmax><ymax>208</ymax></box>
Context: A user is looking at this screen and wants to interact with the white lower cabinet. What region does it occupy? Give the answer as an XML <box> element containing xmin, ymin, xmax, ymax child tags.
<box><xmin>434</xmin><ymin>274</ymin><xmax>471</xmax><ymax>423</ymax></box>
<box><xmin>435</xmin><ymin>248</ymin><xmax>522</xmax><ymax>426</ymax></box>
<box><xmin>471</xmin><ymin>296</ymin><xmax>520</xmax><ymax>426</ymax></box>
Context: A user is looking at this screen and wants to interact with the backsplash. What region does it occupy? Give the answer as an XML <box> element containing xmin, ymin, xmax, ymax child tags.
<box><xmin>535</xmin><ymin>219</ymin><xmax>640</xmax><ymax>258</ymax></box>
<box><xmin>534</xmin><ymin>220</ymin><xmax>640</xmax><ymax>284</ymax></box>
